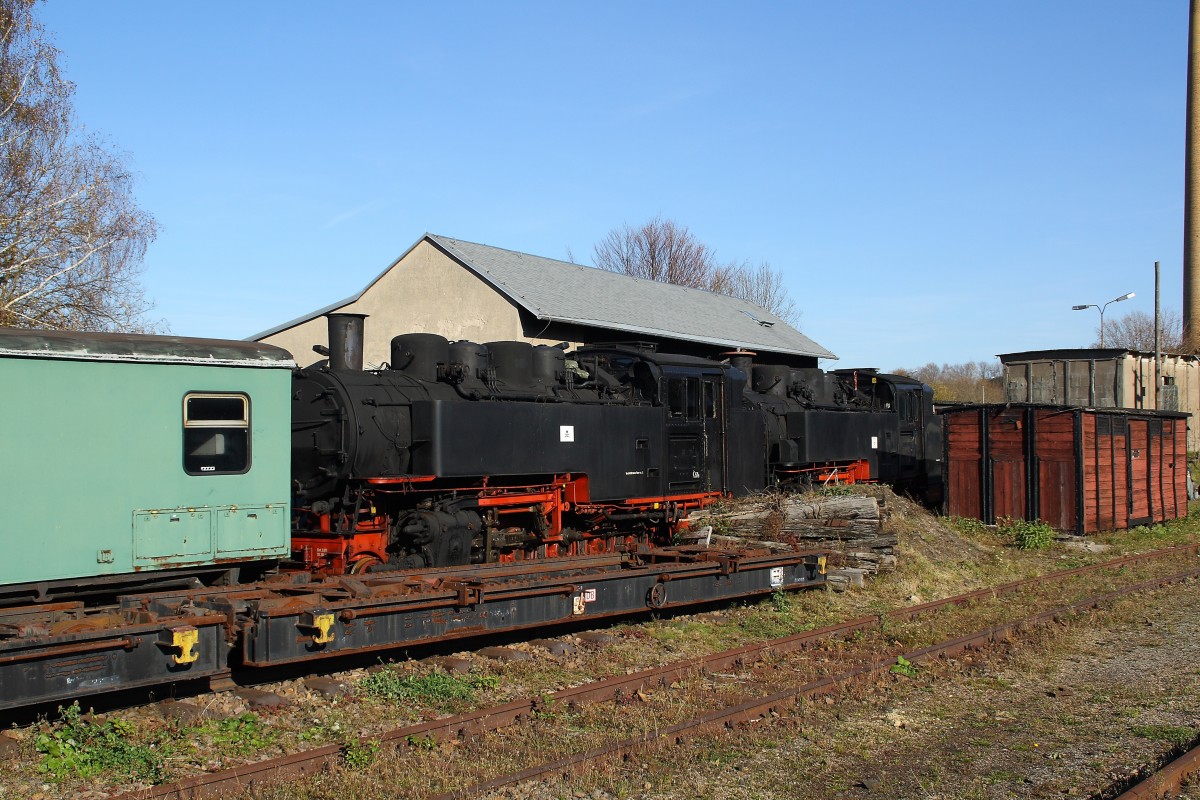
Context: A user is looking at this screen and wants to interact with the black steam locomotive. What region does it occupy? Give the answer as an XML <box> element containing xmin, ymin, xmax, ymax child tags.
<box><xmin>289</xmin><ymin>315</ymin><xmax>942</xmax><ymax>574</ymax></box>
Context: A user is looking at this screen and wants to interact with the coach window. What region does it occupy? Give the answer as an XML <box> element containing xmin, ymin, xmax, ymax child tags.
<box><xmin>183</xmin><ymin>393</ymin><xmax>250</xmax><ymax>475</ymax></box>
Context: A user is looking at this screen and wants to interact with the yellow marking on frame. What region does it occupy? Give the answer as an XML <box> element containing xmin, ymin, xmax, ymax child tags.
<box><xmin>312</xmin><ymin>613</ymin><xmax>336</xmax><ymax>645</ymax></box>
<box><xmin>170</xmin><ymin>627</ymin><xmax>200</xmax><ymax>665</ymax></box>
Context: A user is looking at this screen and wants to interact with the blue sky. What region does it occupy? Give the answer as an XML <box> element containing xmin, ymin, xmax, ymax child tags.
<box><xmin>40</xmin><ymin>2</ymin><xmax>1186</xmax><ymax>370</ymax></box>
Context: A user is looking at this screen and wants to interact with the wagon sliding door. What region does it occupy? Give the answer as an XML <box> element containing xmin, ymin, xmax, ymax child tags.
<box><xmin>988</xmin><ymin>408</ymin><xmax>1027</xmax><ymax>523</ymax></box>
<box><xmin>1127</xmin><ymin>418</ymin><xmax>1152</xmax><ymax>527</ymax></box>
<box><xmin>1032</xmin><ymin>409</ymin><xmax>1080</xmax><ymax>535</ymax></box>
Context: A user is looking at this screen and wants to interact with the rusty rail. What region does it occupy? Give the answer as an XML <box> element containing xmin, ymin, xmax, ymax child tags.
<box><xmin>1111</xmin><ymin>740</ymin><xmax>1200</xmax><ymax>799</ymax></box>
<box><xmin>429</xmin><ymin>565</ymin><xmax>1200</xmax><ymax>800</ymax></box>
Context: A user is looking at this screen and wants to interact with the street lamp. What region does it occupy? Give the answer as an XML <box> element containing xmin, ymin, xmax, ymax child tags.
<box><xmin>1072</xmin><ymin>292</ymin><xmax>1135</xmax><ymax>347</ymax></box>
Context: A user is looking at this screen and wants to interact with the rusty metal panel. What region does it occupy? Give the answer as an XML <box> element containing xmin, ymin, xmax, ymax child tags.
<box><xmin>1029</xmin><ymin>362</ymin><xmax>1060</xmax><ymax>404</ymax></box>
<box><xmin>1067</xmin><ymin>362</ymin><xmax>1091</xmax><ymax>406</ymax></box>
<box><xmin>1094</xmin><ymin>359</ymin><xmax>1119</xmax><ymax>407</ymax></box>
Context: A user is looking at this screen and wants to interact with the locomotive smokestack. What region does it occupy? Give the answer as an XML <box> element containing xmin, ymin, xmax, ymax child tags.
<box><xmin>1185</xmin><ymin>0</ymin><xmax>1200</xmax><ymax>352</ymax></box>
<box><xmin>327</xmin><ymin>313</ymin><xmax>367</xmax><ymax>371</ymax></box>
<box><xmin>721</xmin><ymin>350</ymin><xmax>755</xmax><ymax>375</ymax></box>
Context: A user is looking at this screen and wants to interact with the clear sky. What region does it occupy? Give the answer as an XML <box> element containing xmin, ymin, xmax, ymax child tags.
<box><xmin>39</xmin><ymin>2</ymin><xmax>1187</xmax><ymax>370</ymax></box>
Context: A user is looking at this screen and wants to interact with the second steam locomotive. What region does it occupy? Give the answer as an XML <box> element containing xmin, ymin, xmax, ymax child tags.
<box><xmin>290</xmin><ymin>314</ymin><xmax>943</xmax><ymax>575</ymax></box>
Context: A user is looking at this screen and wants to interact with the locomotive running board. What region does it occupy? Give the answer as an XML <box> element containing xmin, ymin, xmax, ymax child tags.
<box><xmin>0</xmin><ymin>547</ymin><xmax>825</xmax><ymax>712</ymax></box>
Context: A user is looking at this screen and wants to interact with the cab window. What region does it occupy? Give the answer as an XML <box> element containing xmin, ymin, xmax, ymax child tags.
<box><xmin>668</xmin><ymin>377</ymin><xmax>700</xmax><ymax>419</ymax></box>
<box><xmin>183</xmin><ymin>393</ymin><xmax>250</xmax><ymax>475</ymax></box>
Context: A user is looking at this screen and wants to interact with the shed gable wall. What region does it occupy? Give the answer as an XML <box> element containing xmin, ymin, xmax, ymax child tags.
<box><xmin>260</xmin><ymin>241</ymin><xmax>575</xmax><ymax>367</ymax></box>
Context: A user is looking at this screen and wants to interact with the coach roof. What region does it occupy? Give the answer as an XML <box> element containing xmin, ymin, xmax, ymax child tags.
<box><xmin>0</xmin><ymin>326</ymin><xmax>295</xmax><ymax>367</ymax></box>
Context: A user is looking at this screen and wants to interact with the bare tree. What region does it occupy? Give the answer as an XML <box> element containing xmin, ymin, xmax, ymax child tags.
<box><xmin>725</xmin><ymin>260</ymin><xmax>798</xmax><ymax>325</ymax></box>
<box><xmin>0</xmin><ymin>0</ymin><xmax>158</xmax><ymax>332</ymax></box>
<box><xmin>593</xmin><ymin>217</ymin><xmax>800</xmax><ymax>324</ymax></box>
<box><xmin>1092</xmin><ymin>309</ymin><xmax>1183</xmax><ymax>352</ymax></box>
<box><xmin>593</xmin><ymin>217</ymin><xmax>717</xmax><ymax>289</ymax></box>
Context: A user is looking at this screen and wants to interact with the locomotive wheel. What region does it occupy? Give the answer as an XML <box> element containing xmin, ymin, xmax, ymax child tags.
<box><xmin>348</xmin><ymin>556</ymin><xmax>383</xmax><ymax>574</ymax></box>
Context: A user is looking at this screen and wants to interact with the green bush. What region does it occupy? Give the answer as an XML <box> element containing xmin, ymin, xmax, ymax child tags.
<box><xmin>998</xmin><ymin>518</ymin><xmax>1056</xmax><ymax>550</ymax></box>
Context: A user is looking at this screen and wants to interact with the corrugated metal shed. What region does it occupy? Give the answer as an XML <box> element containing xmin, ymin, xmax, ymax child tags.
<box><xmin>942</xmin><ymin>404</ymin><xmax>1188</xmax><ymax>534</ymax></box>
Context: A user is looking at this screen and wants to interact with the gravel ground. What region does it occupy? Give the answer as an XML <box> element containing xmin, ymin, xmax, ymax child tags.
<box><xmin>501</xmin><ymin>577</ymin><xmax>1200</xmax><ymax>800</ymax></box>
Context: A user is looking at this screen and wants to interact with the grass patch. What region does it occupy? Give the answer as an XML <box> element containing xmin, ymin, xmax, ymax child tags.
<box><xmin>1131</xmin><ymin>724</ymin><xmax>1196</xmax><ymax>747</ymax></box>
<box><xmin>358</xmin><ymin>668</ymin><xmax>499</xmax><ymax>710</ymax></box>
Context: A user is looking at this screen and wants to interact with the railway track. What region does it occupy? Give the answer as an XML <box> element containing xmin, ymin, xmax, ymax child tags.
<box><xmin>105</xmin><ymin>542</ymin><xmax>1200</xmax><ymax>800</ymax></box>
<box><xmin>1107</xmin><ymin>739</ymin><xmax>1200</xmax><ymax>799</ymax></box>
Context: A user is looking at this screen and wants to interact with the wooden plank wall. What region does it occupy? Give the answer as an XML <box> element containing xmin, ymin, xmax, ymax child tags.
<box><xmin>942</xmin><ymin>405</ymin><xmax>1188</xmax><ymax>535</ymax></box>
<box><xmin>944</xmin><ymin>410</ymin><xmax>983</xmax><ymax>521</ymax></box>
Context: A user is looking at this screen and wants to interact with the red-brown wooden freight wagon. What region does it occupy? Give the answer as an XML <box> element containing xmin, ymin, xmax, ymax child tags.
<box><xmin>941</xmin><ymin>404</ymin><xmax>1188</xmax><ymax>534</ymax></box>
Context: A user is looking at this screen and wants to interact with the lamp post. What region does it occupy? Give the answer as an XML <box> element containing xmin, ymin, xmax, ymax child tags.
<box><xmin>1072</xmin><ymin>292</ymin><xmax>1136</xmax><ymax>347</ymax></box>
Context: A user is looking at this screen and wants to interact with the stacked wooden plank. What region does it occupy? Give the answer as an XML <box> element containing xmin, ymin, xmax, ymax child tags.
<box><xmin>699</xmin><ymin>493</ymin><xmax>896</xmax><ymax>575</ymax></box>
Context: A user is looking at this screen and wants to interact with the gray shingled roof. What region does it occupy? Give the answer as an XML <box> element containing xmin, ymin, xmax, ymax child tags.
<box><xmin>253</xmin><ymin>234</ymin><xmax>835</xmax><ymax>360</ymax></box>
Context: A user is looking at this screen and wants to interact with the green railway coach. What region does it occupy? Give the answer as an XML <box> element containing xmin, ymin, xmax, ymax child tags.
<box><xmin>0</xmin><ymin>328</ymin><xmax>295</xmax><ymax>603</ymax></box>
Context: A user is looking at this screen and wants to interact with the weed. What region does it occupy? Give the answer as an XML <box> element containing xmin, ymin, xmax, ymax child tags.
<box><xmin>947</xmin><ymin>516</ymin><xmax>991</xmax><ymax>536</ymax></box>
<box><xmin>890</xmin><ymin>655</ymin><xmax>919</xmax><ymax>678</ymax></box>
<box><xmin>770</xmin><ymin>587</ymin><xmax>792</xmax><ymax>613</ymax></box>
<box><xmin>195</xmin><ymin>713</ymin><xmax>277</xmax><ymax>755</ymax></box>
<box><xmin>815</xmin><ymin>485</ymin><xmax>854</xmax><ymax>497</ymax></box>
<box><xmin>532</xmin><ymin>693</ymin><xmax>562</xmax><ymax>721</ymax></box>
<box><xmin>404</xmin><ymin>733</ymin><xmax>437</xmax><ymax>750</ymax></box>
<box><xmin>300</xmin><ymin>716</ymin><xmax>345</xmax><ymax>743</ymax></box>
<box><xmin>342</xmin><ymin>737</ymin><xmax>381</xmax><ymax>770</ymax></box>
<box><xmin>36</xmin><ymin>703</ymin><xmax>170</xmax><ymax>783</ymax></box>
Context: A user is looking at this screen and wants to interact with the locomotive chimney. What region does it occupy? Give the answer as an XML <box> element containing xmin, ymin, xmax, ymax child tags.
<box><xmin>721</xmin><ymin>350</ymin><xmax>755</xmax><ymax>375</ymax></box>
<box><xmin>327</xmin><ymin>313</ymin><xmax>368</xmax><ymax>371</ymax></box>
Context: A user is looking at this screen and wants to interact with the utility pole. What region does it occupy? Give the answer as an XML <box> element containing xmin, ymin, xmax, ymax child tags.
<box><xmin>1155</xmin><ymin>260</ymin><xmax>1162</xmax><ymax>409</ymax></box>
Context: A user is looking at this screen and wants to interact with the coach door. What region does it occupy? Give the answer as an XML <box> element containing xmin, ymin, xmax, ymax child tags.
<box><xmin>665</xmin><ymin>370</ymin><xmax>723</xmax><ymax>491</ymax></box>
